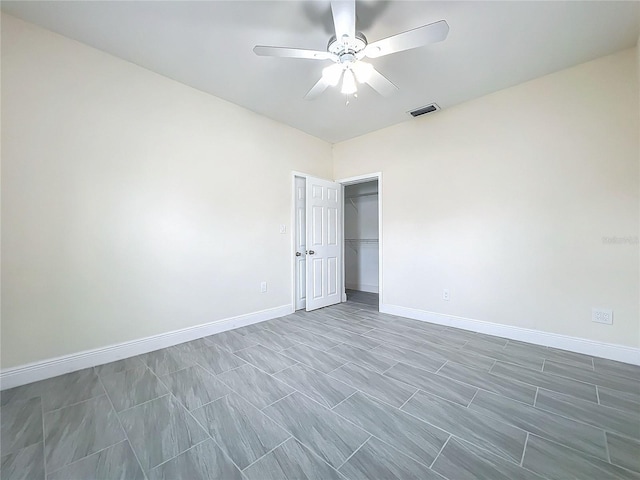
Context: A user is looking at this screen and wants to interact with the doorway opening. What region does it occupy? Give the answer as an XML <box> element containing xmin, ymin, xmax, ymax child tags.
<box><xmin>339</xmin><ymin>174</ymin><xmax>381</xmax><ymax>311</ymax></box>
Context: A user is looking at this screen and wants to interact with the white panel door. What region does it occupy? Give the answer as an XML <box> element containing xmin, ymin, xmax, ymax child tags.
<box><xmin>294</xmin><ymin>176</ymin><xmax>306</xmax><ymax>310</ymax></box>
<box><xmin>306</xmin><ymin>176</ymin><xmax>342</xmax><ymax>311</ymax></box>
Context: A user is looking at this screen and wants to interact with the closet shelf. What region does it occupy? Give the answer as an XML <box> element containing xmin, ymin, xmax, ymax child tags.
<box><xmin>345</xmin><ymin>238</ymin><xmax>379</xmax><ymax>243</ymax></box>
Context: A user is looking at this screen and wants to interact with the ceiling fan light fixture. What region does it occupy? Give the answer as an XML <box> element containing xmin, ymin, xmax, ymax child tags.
<box><xmin>322</xmin><ymin>63</ymin><xmax>344</xmax><ymax>86</ymax></box>
<box><xmin>352</xmin><ymin>61</ymin><xmax>373</xmax><ymax>83</ymax></box>
<box><xmin>341</xmin><ymin>68</ymin><xmax>357</xmax><ymax>95</ymax></box>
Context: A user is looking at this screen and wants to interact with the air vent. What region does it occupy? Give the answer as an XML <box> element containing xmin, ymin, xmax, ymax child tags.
<box><xmin>409</xmin><ymin>103</ymin><xmax>440</xmax><ymax>117</ymax></box>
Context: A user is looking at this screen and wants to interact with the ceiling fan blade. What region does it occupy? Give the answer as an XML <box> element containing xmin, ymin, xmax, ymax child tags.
<box><xmin>364</xmin><ymin>20</ymin><xmax>449</xmax><ymax>58</ymax></box>
<box><xmin>305</xmin><ymin>77</ymin><xmax>330</xmax><ymax>100</ymax></box>
<box><xmin>331</xmin><ymin>1</ymin><xmax>355</xmax><ymax>40</ymax></box>
<box><xmin>364</xmin><ymin>67</ymin><xmax>398</xmax><ymax>97</ymax></box>
<box><xmin>253</xmin><ymin>46</ymin><xmax>336</xmax><ymax>60</ymax></box>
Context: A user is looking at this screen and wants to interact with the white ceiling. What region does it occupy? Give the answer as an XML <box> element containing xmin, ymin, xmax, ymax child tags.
<box><xmin>3</xmin><ymin>1</ymin><xmax>639</xmax><ymax>143</ymax></box>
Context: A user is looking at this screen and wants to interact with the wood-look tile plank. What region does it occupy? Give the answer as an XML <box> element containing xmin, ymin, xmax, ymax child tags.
<box><xmin>118</xmin><ymin>395</ymin><xmax>208</xmax><ymax>471</ymax></box>
<box><xmin>266</xmin><ymin>324</ymin><xmax>340</xmax><ymax>351</ymax></box>
<box><xmin>216</xmin><ymin>364</ymin><xmax>293</xmax><ymax>410</ymax></box>
<box><xmin>362</xmin><ymin>328</ymin><xmax>426</xmax><ymax>350</ymax></box>
<box><xmin>233</xmin><ymin>344</ymin><xmax>298</xmax><ymax>374</ymax></box>
<box><xmin>544</xmin><ymin>360</ymin><xmax>640</xmax><ymax>395</ymax></box>
<box><xmin>94</xmin><ymin>357</ymin><xmax>146</xmax><ymax>377</ymax></box>
<box><xmin>159</xmin><ymin>365</ymin><xmax>229</xmax><ymax>411</ymax></box>
<box><xmin>274</xmin><ymin>363</ymin><xmax>356</xmax><ymax>408</ymax></box>
<box><xmin>491</xmin><ymin>361</ymin><xmax>598</xmax><ymax>403</ymax></box>
<box><xmin>321</xmin><ymin>328</ymin><xmax>381</xmax><ymax>350</ymax></box>
<box><xmin>205</xmin><ymin>330</ymin><xmax>259</xmax><ymax>352</ymax></box>
<box><xmin>607</xmin><ymin>432</ymin><xmax>640</xmax><ymax>473</ymax></box>
<box><xmin>246</xmin><ymin>329</ymin><xmax>298</xmax><ymax>352</ymax></box>
<box><xmin>44</xmin><ymin>395</ymin><xmax>125</xmax><ymax>472</ymax></box>
<box><xmin>535</xmin><ymin>388</ymin><xmax>640</xmax><ymax>440</ymax></box>
<box><xmin>280</xmin><ymin>343</ymin><xmax>346</xmax><ymax>374</ymax></box>
<box><xmin>263</xmin><ymin>392</ymin><xmax>368</xmax><ymax>468</ymax></box>
<box><xmin>42</xmin><ymin>369</ymin><xmax>105</xmax><ymax>412</ymax></box>
<box><xmin>402</xmin><ymin>390</ymin><xmax>527</xmax><ymax>463</ymax></box>
<box><xmin>0</xmin><ymin>397</ymin><xmax>43</xmax><ymax>455</ymax></box>
<box><xmin>469</xmin><ymin>390</ymin><xmax>608</xmax><ymax>460</ymax></box>
<box><xmin>147</xmin><ymin>439</ymin><xmax>243</xmax><ymax>480</ymax></box>
<box><xmin>371</xmin><ymin>343</ymin><xmax>447</xmax><ymax>373</ymax></box>
<box><xmin>333</xmin><ymin>392</ymin><xmax>449</xmax><ymax>467</ymax></box>
<box><xmin>190</xmin><ymin>344</ymin><xmax>246</xmax><ymax>375</ymax></box>
<box><xmin>432</xmin><ymin>437</ymin><xmax>544</xmax><ymax>480</ymax></box>
<box><xmin>413</xmin><ymin>341</ymin><xmax>497</xmax><ymax>371</ymax></box>
<box><xmin>192</xmin><ymin>393</ymin><xmax>290</xmax><ymax>469</ymax></box>
<box><xmin>48</xmin><ymin>440</ymin><xmax>144</xmax><ymax>480</ymax></box>
<box><xmin>327</xmin><ymin>343</ymin><xmax>397</xmax><ymax>373</ymax></box>
<box><xmin>462</xmin><ymin>341</ymin><xmax>545</xmax><ymax>371</ymax></box>
<box><xmin>338</xmin><ymin>436</ymin><xmax>444</xmax><ymax>480</ymax></box>
<box><xmin>101</xmin><ymin>366</ymin><xmax>169</xmax><ymax>412</ymax></box>
<box><xmin>329</xmin><ymin>362</ymin><xmax>417</xmax><ymax>408</ymax></box>
<box><xmin>384</xmin><ymin>362</ymin><xmax>477</xmax><ymax>406</ymax></box>
<box><xmin>523</xmin><ymin>434</ymin><xmax>640</xmax><ymax>480</ymax></box>
<box><xmin>438</xmin><ymin>361</ymin><xmax>537</xmax><ymax>405</ymax></box>
<box><xmin>594</xmin><ymin>358</ymin><xmax>640</xmax><ymax>381</ymax></box>
<box><xmin>0</xmin><ymin>442</ymin><xmax>45</xmax><ymax>480</ymax></box>
<box><xmin>598</xmin><ymin>387</ymin><xmax>640</xmax><ymax>414</ymax></box>
<box><xmin>243</xmin><ymin>438</ymin><xmax>344</xmax><ymax>480</ymax></box>
<box><xmin>140</xmin><ymin>347</ymin><xmax>198</xmax><ymax>377</ymax></box>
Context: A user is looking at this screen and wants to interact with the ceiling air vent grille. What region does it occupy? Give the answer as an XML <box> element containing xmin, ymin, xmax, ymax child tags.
<box><xmin>409</xmin><ymin>103</ymin><xmax>440</xmax><ymax>117</ymax></box>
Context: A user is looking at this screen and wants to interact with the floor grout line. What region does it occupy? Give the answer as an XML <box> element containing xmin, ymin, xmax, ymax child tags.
<box><xmin>520</xmin><ymin>432</ymin><xmax>530</xmax><ymax>466</ymax></box>
<box><xmin>335</xmin><ymin>435</ymin><xmax>372</xmax><ymax>471</ymax></box>
<box><xmin>398</xmin><ymin>389</ymin><xmax>419</xmax><ymax>410</ymax></box>
<box><xmin>146</xmin><ymin>437</ymin><xmax>211</xmax><ymax>472</ymax></box>
<box><xmin>153</xmin><ymin>373</ymin><xmax>248</xmax><ymax>475</ymax></box>
<box><xmin>44</xmin><ymin>439</ymin><xmax>130</xmax><ymax>477</ymax></box>
<box><xmin>434</xmin><ymin>360</ymin><xmax>449</xmax><ymax>375</ymax></box>
<box><xmin>603</xmin><ymin>430</ymin><xmax>612</xmax><ymax>464</ymax></box>
<box><xmin>240</xmin><ymin>435</ymin><xmax>293</xmax><ymax>472</ymax></box>
<box><xmin>465</xmin><ymin>388</ymin><xmax>480</xmax><ymax>408</ymax></box>
<box><xmin>96</xmin><ymin>375</ymin><xmax>149</xmax><ymax>480</ymax></box>
<box><xmin>429</xmin><ymin>435</ymin><xmax>451</xmax><ymax>469</ymax></box>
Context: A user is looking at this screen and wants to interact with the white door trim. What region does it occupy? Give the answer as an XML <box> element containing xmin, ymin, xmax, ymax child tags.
<box><xmin>336</xmin><ymin>172</ymin><xmax>382</xmax><ymax>308</ymax></box>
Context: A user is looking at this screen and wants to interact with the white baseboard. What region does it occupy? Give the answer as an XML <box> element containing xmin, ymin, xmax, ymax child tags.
<box><xmin>346</xmin><ymin>284</ymin><xmax>379</xmax><ymax>294</ymax></box>
<box><xmin>380</xmin><ymin>303</ymin><xmax>640</xmax><ymax>366</ymax></box>
<box><xmin>0</xmin><ymin>304</ymin><xmax>294</xmax><ymax>390</ymax></box>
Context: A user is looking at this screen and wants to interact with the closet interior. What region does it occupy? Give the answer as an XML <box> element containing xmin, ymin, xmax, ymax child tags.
<box><xmin>344</xmin><ymin>180</ymin><xmax>379</xmax><ymax>307</ymax></box>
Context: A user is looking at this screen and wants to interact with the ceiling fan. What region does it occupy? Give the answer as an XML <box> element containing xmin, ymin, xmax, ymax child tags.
<box><xmin>253</xmin><ymin>0</ymin><xmax>449</xmax><ymax>100</ymax></box>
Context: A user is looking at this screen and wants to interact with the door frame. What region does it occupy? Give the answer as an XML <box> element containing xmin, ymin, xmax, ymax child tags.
<box><xmin>290</xmin><ymin>171</ymin><xmax>342</xmax><ymax>311</ymax></box>
<box><xmin>336</xmin><ymin>172</ymin><xmax>383</xmax><ymax>308</ymax></box>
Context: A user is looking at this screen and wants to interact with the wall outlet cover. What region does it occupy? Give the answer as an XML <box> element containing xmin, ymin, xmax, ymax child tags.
<box><xmin>592</xmin><ymin>308</ymin><xmax>613</xmax><ymax>325</ymax></box>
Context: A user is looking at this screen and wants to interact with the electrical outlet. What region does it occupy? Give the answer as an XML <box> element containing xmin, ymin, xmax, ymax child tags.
<box><xmin>279</xmin><ymin>225</ymin><xmax>287</xmax><ymax>234</ymax></box>
<box><xmin>443</xmin><ymin>289</ymin><xmax>450</xmax><ymax>301</ymax></box>
<box><xmin>260</xmin><ymin>281</ymin><xmax>267</xmax><ymax>293</ymax></box>
<box><xmin>592</xmin><ymin>308</ymin><xmax>613</xmax><ymax>325</ymax></box>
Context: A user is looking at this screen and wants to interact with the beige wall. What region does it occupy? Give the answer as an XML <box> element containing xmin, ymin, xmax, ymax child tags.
<box><xmin>1</xmin><ymin>15</ymin><xmax>332</xmax><ymax>368</ymax></box>
<box><xmin>334</xmin><ymin>48</ymin><xmax>639</xmax><ymax>348</ymax></box>
<box><xmin>2</xmin><ymin>14</ymin><xmax>638</xmax><ymax>371</ymax></box>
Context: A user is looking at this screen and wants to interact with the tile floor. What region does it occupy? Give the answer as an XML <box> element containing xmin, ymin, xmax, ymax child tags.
<box><xmin>1</xmin><ymin>302</ymin><xmax>639</xmax><ymax>480</ymax></box>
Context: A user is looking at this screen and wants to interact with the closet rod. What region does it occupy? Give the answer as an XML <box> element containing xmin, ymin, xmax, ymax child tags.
<box><xmin>345</xmin><ymin>192</ymin><xmax>378</xmax><ymax>199</ymax></box>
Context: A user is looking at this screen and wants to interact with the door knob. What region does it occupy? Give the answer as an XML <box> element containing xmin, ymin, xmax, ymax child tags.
<box><xmin>295</xmin><ymin>252</ymin><xmax>302</xmax><ymax>257</ymax></box>
<box><xmin>308</xmin><ymin>250</ymin><xmax>315</xmax><ymax>255</ymax></box>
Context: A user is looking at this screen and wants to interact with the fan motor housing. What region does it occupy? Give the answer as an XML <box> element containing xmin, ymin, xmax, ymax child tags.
<box><xmin>327</xmin><ymin>32</ymin><xmax>368</xmax><ymax>56</ymax></box>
